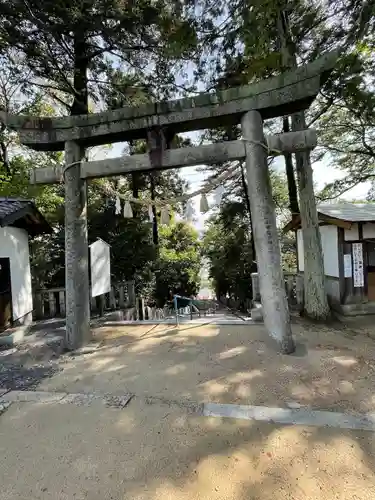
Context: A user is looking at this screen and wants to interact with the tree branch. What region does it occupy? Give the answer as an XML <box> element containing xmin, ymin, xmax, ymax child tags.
<box><xmin>307</xmin><ymin>98</ymin><xmax>333</xmax><ymax>128</ymax></box>
<box><xmin>318</xmin><ymin>174</ymin><xmax>375</xmax><ymax>201</ymax></box>
<box><xmin>322</xmin><ymin>144</ymin><xmax>375</xmax><ymax>158</ymax></box>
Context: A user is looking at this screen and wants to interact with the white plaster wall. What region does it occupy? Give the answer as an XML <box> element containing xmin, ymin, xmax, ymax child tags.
<box><xmin>345</xmin><ymin>223</ymin><xmax>359</xmax><ymax>241</ymax></box>
<box><xmin>363</xmin><ymin>223</ymin><xmax>375</xmax><ymax>239</ymax></box>
<box><xmin>0</xmin><ymin>227</ymin><xmax>32</xmax><ymax>322</ymax></box>
<box><xmin>320</xmin><ymin>225</ymin><xmax>339</xmax><ymax>277</ymax></box>
<box><xmin>297</xmin><ymin>225</ymin><xmax>339</xmax><ymax>277</ymax></box>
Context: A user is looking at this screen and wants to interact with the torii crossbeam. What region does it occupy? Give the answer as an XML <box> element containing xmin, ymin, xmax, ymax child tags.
<box><xmin>0</xmin><ymin>51</ymin><xmax>337</xmax><ymax>353</ymax></box>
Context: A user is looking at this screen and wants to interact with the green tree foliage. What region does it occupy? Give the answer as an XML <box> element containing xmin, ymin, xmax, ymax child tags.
<box><xmin>0</xmin><ymin>0</ymin><xmax>199</xmax><ymax>113</ymax></box>
<box><xmin>0</xmin><ymin>53</ymin><xmax>66</xmax><ymax>231</ymax></box>
<box><xmin>196</xmin><ymin>0</ymin><xmax>374</xmax><ymax>320</ymax></box>
<box><xmin>316</xmin><ymin>48</ymin><xmax>375</xmax><ymax>200</ymax></box>
<box><xmin>199</xmin><ymin>0</ymin><xmax>375</xmax><ymax>202</ymax></box>
<box><xmin>203</xmin><ymin>165</ymin><xmax>290</xmax><ymax>308</ymax></box>
<box><xmin>28</xmin><ymin>179</ymin><xmax>202</xmax><ymax>305</ymax></box>
<box><xmin>3</xmin><ymin>0</ymin><xmax>374</xmax><ymax>315</ymax></box>
<box><xmin>154</xmin><ymin>221</ymin><xmax>202</xmax><ymax>306</ymax></box>
<box><xmin>203</xmin><ymin>201</ymin><xmax>253</xmax><ymax>308</ymax></box>
<box><xmin>0</xmin><ymin>3</ymin><xmax>200</xmax><ymax>303</ymax></box>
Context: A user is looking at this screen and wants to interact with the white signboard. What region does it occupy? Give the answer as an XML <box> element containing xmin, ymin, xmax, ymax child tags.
<box><xmin>352</xmin><ymin>242</ymin><xmax>364</xmax><ymax>288</ymax></box>
<box><xmin>90</xmin><ymin>238</ymin><xmax>111</xmax><ymax>297</ymax></box>
<box><xmin>344</xmin><ymin>254</ymin><xmax>352</xmax><ymax>278</ymax></box>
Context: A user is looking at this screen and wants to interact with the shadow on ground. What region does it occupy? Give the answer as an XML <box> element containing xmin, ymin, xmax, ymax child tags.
<box><xmin>1</xmin><ymin>320</ymin><xmax>375</xmax><ymax>499</ymax></box>
<box><xmin>38</xmin><ymin>320</ymin><xmax>375</xmax><ymax>414</ymax></box>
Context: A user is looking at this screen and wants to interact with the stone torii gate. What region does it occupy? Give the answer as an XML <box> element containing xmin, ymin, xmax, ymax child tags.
<box><xmin>1</xmin><ymin>51</ymin><xmax>337</xmax><ymax>353</ymax></box>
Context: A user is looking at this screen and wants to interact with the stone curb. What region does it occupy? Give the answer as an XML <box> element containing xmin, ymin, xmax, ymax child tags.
<box><xmin>0</xmin><ymin>324</ymin><xmax>32</xmax><ymax>346</ymax></box>
<box><xmin>0</xmin><ymin>390</ymin><xmax>133</xmax><ymax>409</ymax></box>
<box><xmin>0</xmin><ymin>401</ymin><xmax>11</xmax><ymax>415</ymax></box>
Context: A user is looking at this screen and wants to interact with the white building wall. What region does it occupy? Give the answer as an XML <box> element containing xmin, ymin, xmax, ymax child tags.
<box><xmin>0</xmin><ymin>227</ymin><xmax>32</xmax><ymax>322</ymax></box>
<box><xmin>363</xmin><ymin>223</ymin><xmax>375</xmax><ymax>239</ymax></box>
<box><xmin>345</xmin><ymin>223</ymin><xmax>359</xmax><ymax>241</ymax></box>
<box><xmin>320</xmin><ymin>225</ymin><xmax>339</xmax><ymax>277</ymax></box>
<box><xmin>297</xmin><ymin>225</ymin><xmax>339</xmax><ymax>277</ymax></box>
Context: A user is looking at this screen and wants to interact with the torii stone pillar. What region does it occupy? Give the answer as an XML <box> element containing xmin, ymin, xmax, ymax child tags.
<box><xmin>1</xmin><ymin>52</ymin><xmax>338</xmax><ymax>351</ymax></box>
<box><xmin>241</xmin><ymin>111</ymin><xmax>294</xmax><ymax>353</ymax></box>
<box><xmin>64</xmin><ymin>141</ymin><xmax>91</xmax><ymax>349</ymax></box>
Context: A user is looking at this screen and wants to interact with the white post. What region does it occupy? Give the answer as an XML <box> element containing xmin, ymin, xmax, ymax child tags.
<box><xmin>64</xmin><ymin>141</ymin><xmax>91</xmax><ymax>349</ymax></box>
<box><xmin>241</xmin><ymin>110</ymin><xmax>295</xmax><ymax>353</ymax></box>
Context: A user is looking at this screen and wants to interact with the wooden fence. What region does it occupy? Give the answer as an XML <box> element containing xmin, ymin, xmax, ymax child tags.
<box><xmin>249</xmin><ymin>271</ymin><xmax>304</xmax><ymax>312</ymax></box>
<box><xmin>33</xmin><ymin>273</ymin><xmax>305</xmax><ymax>321</ymax></box>
<box><xmin>32</xmin><ymin>282</ymin><xmax>136</xmax><ymax>320</ymax></box>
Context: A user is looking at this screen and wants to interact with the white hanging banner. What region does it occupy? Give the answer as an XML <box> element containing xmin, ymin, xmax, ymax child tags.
<box><xmin>123</xmin><ymin>200</ymin><xmax>133</xmax><ymax>218</ymax></box>
<box><xmin>148</xmin><ymin>205</ymin><xmax>154</xmax><ymax>222</ymax></box>
<box><xmin>184</xmin><ymin>199</ymin><xmax>194</xmax><ymax>221</ymax></box>
<box><xmin>90</xmin><ymin>238</ymin><xmax>111</xmax><ymax>297</ymax></box>
<box><xmin>343</xmin><ymin>254</ymin><xmax>352</xmax><ymax>278</ymax></box>
<box><xmin>115</xmin><ymin>195</ymin><xmax>121</xmax><ymax>214</ymax></box>
<box><xmin>352</xmin><ymin>243</ymin><xmax>364</xmax><ymax>287</ymax></box>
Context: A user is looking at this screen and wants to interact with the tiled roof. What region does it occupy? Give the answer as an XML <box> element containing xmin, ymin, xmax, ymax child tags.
<box><xmin>0</xmin><ymin>198</ymin><xmax>33</xmax><ymax>222</ymax></box>
<box><xmin>0</xmin><ymin>197</ymin><xmax>51</xmax><ymax>235</ymax></box>
<box><xmin>318</xmin><ymin>203</ymin><xmax>375</xmax><ymax>222</ymax></box>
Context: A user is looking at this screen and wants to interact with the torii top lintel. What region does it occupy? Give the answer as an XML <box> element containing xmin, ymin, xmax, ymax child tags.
<box><xmin>1</xmin><ymin>51</ymin><xmax>337</xmax><ymax>152</ymax></box>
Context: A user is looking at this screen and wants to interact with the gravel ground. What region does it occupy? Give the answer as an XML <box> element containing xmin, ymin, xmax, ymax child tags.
<box><xmin>0</xmin><ymin>329</ymin><xmax>64</xmax><ymax>391</ymax></box>
<box><xmin>0</xmin><ymin>361</ymin><xmax>61</xmax><ymax>391</ymax></box>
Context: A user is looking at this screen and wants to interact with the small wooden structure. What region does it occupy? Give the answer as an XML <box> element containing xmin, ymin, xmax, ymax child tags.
<box><xmin>0</xmin><ymin>198</ymin><xmax>51</xmax><ymax>329</ymax></box>
<box><xmin>285</xmin><ymin>203</ymin><xmax>375</xmax><ymax>315</ymax></box>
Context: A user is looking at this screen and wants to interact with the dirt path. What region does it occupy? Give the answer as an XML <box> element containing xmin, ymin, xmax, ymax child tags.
<box><xmin>1</xmin><ymin>321</ymin><xmax>375</xmax><ymax>499</ymax></box>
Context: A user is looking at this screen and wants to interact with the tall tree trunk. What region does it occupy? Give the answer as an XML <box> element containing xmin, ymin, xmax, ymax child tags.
<box><xmin>150</xmin><ymin>173</ymin><xmax>159</xmax><ymax>245</ymax></box>
<box><xmin>0</xmin><ymin>124</ymin><xmax>10</xmax><ymax>175</ymax></box>
<box><xmin>276</xmin><ymin>5</ymin><xmax>330</xmax><ymax>320</ymax></box>
<box><xmin>283</xmin><ymin>116</ymin><xmax>299</xmax><ymax>217</ymax></box>
<box><xmin>65</xmin><ymin>29</ymin><xmax>91</xmax><ymax>349</ymax></box>
<box><xmin>71</xmin><ymin>34</ymin><xmax>88</xmax><ymax>116</ymax></box>
<box><xmin>131</xmin><ymin>174</ymin><xmax>139</xmax><ymax>199</ymax></box>
<box><xmin>240</xmin><ymin>162</ymin><xmax>256</xmax><ymax>269</ymax></box>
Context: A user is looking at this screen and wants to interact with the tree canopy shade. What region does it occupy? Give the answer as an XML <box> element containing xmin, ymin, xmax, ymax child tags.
<box><xmin>0</xmin><ymin>0</ymin><xmax>199</xmax><ymax>114</ymax></box>
<box><xmin>203</xmin><ymin>201</ymin><xmax>254</xmax><ymax>308</ymax></box>
<box><xmin>154</xmin><ymin>221</ymin><xmax>202</xmax><ymax>306</ymax></box>
<box><xmin>1</xmin><ymin>0</ymin><xmax>375</xmax><ymax>331</ymax></box>
<box><xmin>196</xmin><ymin>0</ymin><xmax>375</xmax><ymax>320</ymax></box>
<box><xmin>202</xmin><ymin>167</ymin><xmax>290</xmax><ymax>309</ymax></box>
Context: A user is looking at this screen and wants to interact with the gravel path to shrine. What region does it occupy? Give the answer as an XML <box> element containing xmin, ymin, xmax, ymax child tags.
<box><xmin>1</xmin><ymin>320</ymin><xmax>375</xmax><ymax>499</ymax></box>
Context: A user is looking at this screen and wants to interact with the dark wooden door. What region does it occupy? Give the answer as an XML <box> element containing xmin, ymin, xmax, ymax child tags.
<box><xmin>0</xmin><ymin>258</ymin><xmax>12</xmax><ymax>330</ymax></box>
